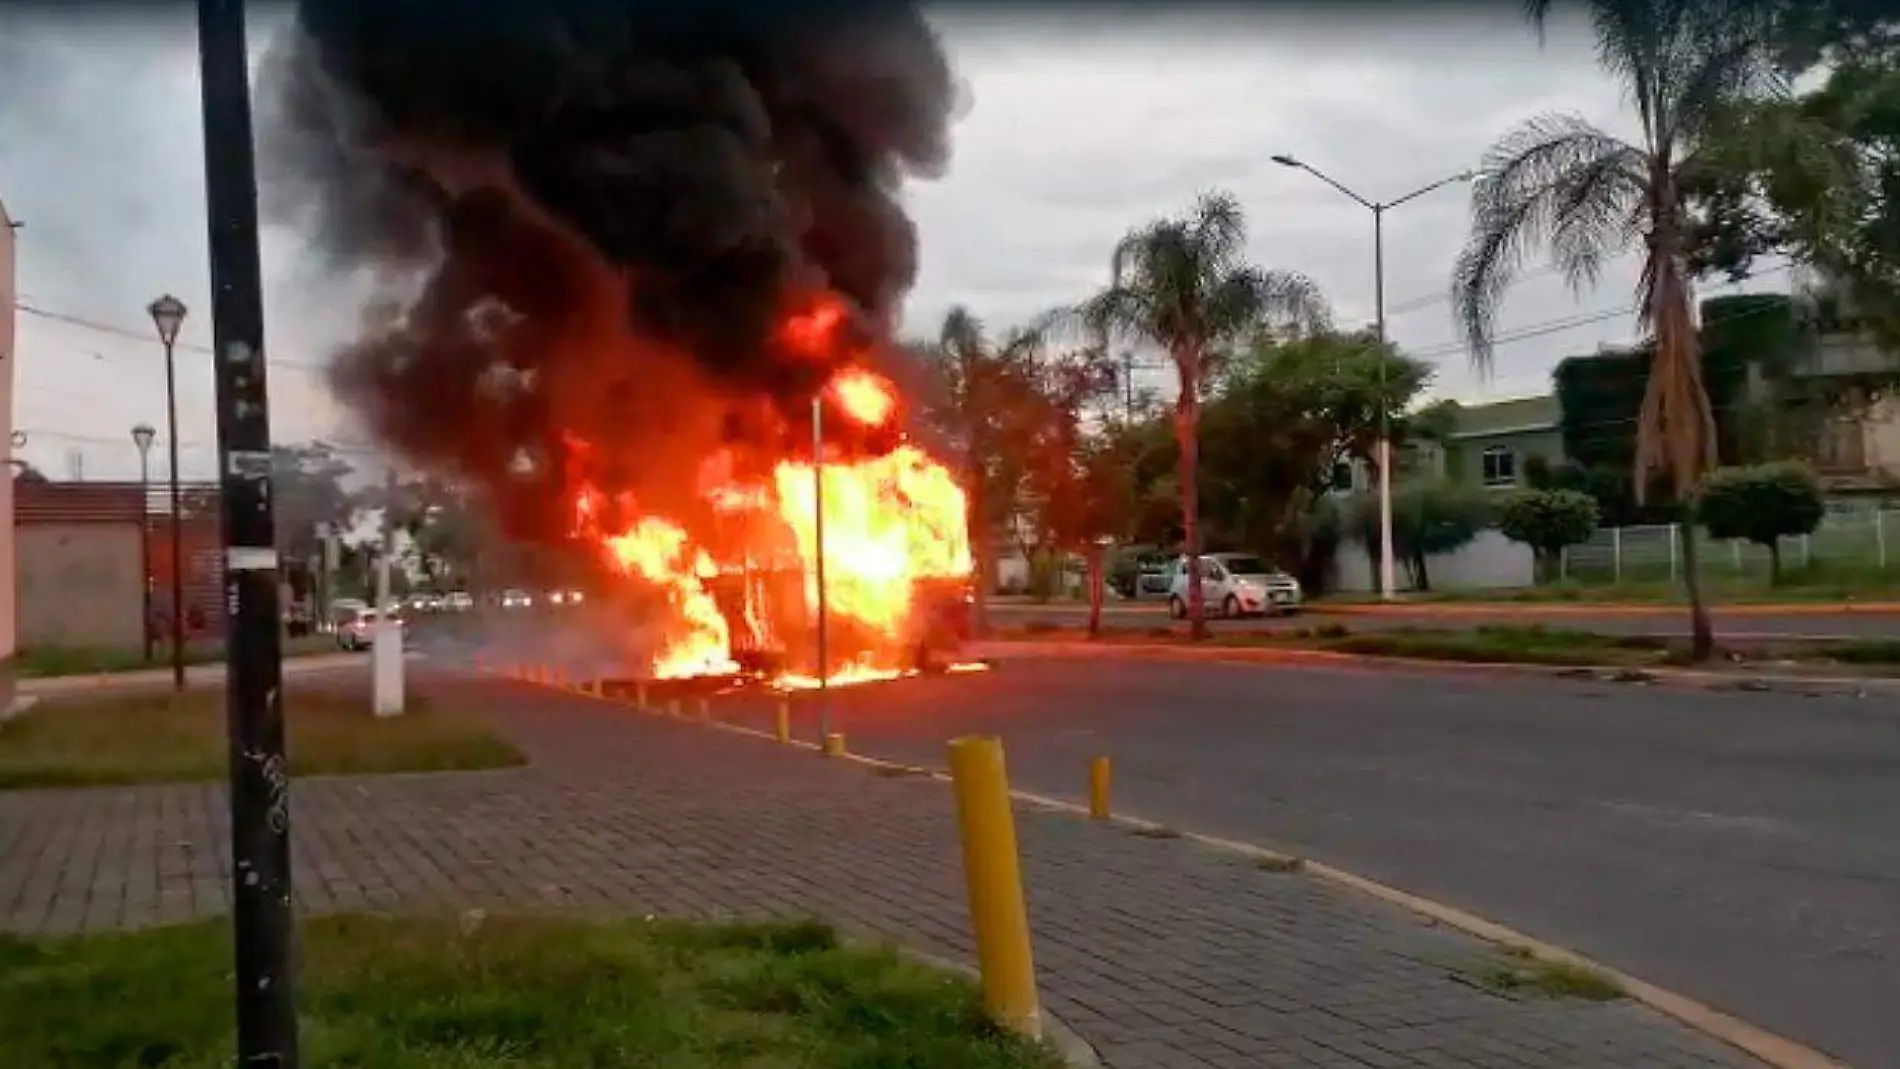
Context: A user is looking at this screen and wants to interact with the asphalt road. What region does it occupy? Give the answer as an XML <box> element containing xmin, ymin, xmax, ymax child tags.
<box><xmin>988</xmin><ymin>599</ymin><xmax>1900</xmax><ymax>642</ymax></box>
<box><xmin>702</xmin><ymin>655</ymin><xmax>1899</xmax><ymax>1069</ymax></box>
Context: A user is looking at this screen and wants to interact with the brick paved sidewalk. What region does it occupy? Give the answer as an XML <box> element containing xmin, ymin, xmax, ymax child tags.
<box><xmin>0</xmin><ymin>677</ymin><xmax>1760</xmax><ymax>1069</ymax></box>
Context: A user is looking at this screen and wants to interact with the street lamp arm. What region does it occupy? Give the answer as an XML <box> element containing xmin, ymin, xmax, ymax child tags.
<box><xmin>1286</xmin><ymin>160</ymin><xmax>1375</xmax><ymax>211</ymax></box>
<box><xmin>1384</xmin><ymin>170</ymin><xmax>1477</xmax><ymax>211</ymax></box>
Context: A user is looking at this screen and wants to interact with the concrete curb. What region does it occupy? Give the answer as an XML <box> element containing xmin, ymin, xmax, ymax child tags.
<box><xmin>478</xmin><ymin>663</ymin><xmax>1847</xmax><ymax>1069</ymax></box>
<box><xmin>1314</xmin><ymin>600</ymin><xmax>1900</xmax><ymax>618</ymax></box>
<box><xmin>17</xmin><ymin>652</ymin><xmax>369</xmax><ymax>699</ymax></box>
<box><xmin>988</xmin><ymin>599</ymin><xmax>1900</xmax><ymax>619</ymax></box>
<box><xmin>974</xmin><ymin>638</ymin><xmax>1900</xmax><ymax>697</ymax></box>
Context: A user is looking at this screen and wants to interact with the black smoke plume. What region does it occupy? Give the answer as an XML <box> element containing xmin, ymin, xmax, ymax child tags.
<box><xmin>261</xmin><ymin>0</ymin><xmax>957</xmax><ymax>543</ymax></box>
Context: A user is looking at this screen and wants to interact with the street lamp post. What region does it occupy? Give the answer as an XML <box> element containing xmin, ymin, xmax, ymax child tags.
<box><xmin>131</xmin><ymin>423</ymin><xmax>156</xmax><ymax>663</ymax></box>
<box><xmin>147</xmin><ymin>294</ymin><xmax>189</xmax><ymax>687</ymax></box>
<box><xmin>1271</xmin><ymin>155</ymin><xmax>1472</xmax><ymax>601</ymax></box>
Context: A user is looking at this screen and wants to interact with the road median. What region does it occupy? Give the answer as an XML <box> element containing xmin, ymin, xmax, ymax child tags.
<box><xmin>973</xmin><ymin>630</ymin><xmax>1900</xmax><ymax>695</ymax></box>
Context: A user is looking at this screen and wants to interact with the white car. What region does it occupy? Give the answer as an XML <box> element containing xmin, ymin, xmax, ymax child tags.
<box><xmin>499</xmin><ymin>589</ymin><xmax>534</xmax><ymax>610</ymax></box>
<box><xmin>336</xmin><ymin>608</ymin><xmax>403</xmax><ymax>651</ymax></box>
<box><xmin>1167</xmin><ymin>553</ymin><xmax>1303</xmax><ymax>619</ymax></box>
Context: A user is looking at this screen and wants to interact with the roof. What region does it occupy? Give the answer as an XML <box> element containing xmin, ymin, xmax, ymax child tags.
<box><xmin>1448</xmin><ymin>394</ymin><xmax>1560</xmax><ymax>439</ymax></box>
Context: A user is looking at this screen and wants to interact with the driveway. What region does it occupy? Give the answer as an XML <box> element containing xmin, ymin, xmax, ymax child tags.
<box><xmin>714</xmin><ymin>656</ymin><xmax>1900</xmax><ymax>1068</ymax></box>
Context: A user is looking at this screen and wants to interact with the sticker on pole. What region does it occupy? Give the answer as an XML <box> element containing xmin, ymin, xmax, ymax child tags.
<box><xmin>227</xmin><ymin>547</ymin><xmax>279</xmax><ymax>571</ymax></box>
<box><xmin>227</xmin><ymin>450</ymin><xmax>271</xmax><ymax>478</ymax></box>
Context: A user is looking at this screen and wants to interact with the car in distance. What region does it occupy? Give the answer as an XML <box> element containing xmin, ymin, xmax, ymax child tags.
<box><xmin>336</xmin><ymin>607</ymin><xmax>403</xmax><ymax>651</ymax></box>
<box><xmin>443</xmin><ymin>591</ymin><xmax>474</xmax><ymax>612</ymax></box>
<box><xmin>1167</xmin><ymin>553</ymin><xmax>1302</xmax><ymax>618</ymax></box>
<box><xmin>499</xmin><ymin>589</ymin><xmax>534</xmax><ymax>610</ymax></box>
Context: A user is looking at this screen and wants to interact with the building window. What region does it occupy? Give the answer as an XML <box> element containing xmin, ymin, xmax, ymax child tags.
<box><xmin>1481</xmin><ymin>446</ymin><xmax>1517</xmax><ymax>487</ymax></box>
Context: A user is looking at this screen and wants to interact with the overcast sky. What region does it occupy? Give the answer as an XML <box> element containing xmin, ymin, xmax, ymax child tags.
<box><xmin>1</xmin><ymin>2</ymin><xmax>1788</xmax><ymax>484</ymax></box>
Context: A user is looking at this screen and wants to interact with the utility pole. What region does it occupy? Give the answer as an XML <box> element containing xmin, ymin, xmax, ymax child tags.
<box><xmin>811</xmin><ymin>396</ymin><xmax>830</xmax><ymax>738</ymax></box>
<box><xmin>195</xmin><ymin>0</ymin><xmax>298</xmax><ymax>1063</ymax></box>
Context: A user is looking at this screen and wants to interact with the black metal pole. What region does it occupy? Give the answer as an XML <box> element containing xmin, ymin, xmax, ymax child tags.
<box><xmin>140</xmin><ymin>453</ymin><xmax>153</xmax><ymax>663</ymax></box>
<box><xmin>196</xmin><ymin>0</ymin><xmax>299</xmax><ymax>1064</ymax></box>
<box><xmin>165</xmin><ymin>339</ymin><xmax>187</xmax><ymax>690</ymax></box>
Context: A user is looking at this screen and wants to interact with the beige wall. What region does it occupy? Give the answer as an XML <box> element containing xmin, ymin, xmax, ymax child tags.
<box><xmin>15</xmin><ymin>523</ymin><xmax>144</xmax><ymax>650</ymax></box>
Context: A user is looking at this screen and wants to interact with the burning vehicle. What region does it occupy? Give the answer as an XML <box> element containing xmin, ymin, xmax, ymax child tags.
<box><xmin>262</xmin><ymin>0</ymin><xmax>975</xmax><ymax>687</ymax></box>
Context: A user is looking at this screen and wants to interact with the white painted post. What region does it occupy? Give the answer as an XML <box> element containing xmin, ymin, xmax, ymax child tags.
<box><xmin>1668</xmin><ymin>523</ymin><xmax>1680</xmax><ymax>583</ymax></box>
<box><xmin>1612</xmin><ymin>526</ymin><xmax>1623</xmax><ymax>585</ymax></box>
<box><xmin>1731</xmin><ymin>539</ymin><xmax>1742</xmax><ymax>571</ymax></box>
<box><xmin>373</xmin><ymin>467</ymin><xmax>405</xmax><ymax>717</ymax></box>
<box><xmin>1800</xmin><ymin>533</ymin><xmax>1813</xmax><ymax>571</ymax></box>
<box><xmin>1878</xmin><ymin>510</ymin><xmax>1888</xmax><ymax>570</ymax></box>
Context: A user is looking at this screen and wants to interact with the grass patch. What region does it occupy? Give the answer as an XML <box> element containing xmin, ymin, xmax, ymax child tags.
<box><xmin>16</xmin><ymin>634</ymin><xmax>339</xmax><ymax>678</ymax></box>
<box><xmin>0</xmin><ymin>913</ymin><xmax>1064</xmax><ymax>1069</ymax></box>
<box><xmin>1469</xmin><ymin>955</ymin><xmax>1625</xmax><ymax>1002</ymax></box>
<box><xmin>0</xmin><ymin>688</ymin><xmax>523</xmax><ymax>790</ymax></box>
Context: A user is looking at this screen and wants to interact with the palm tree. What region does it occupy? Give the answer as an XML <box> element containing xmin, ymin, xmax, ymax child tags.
<box><xmin>1451</xmin><ymin>0</ymin><xmax>1787</xmax><ymax>661</ymax></box>
<box><xmin>1076</xmin><ymin>191</ymin><xmax>1328</xmax><ymax>639</ymax></box>
<box><xmin>930</xmin><ymin>306</ymin><xmax>1045</xmax><ymax>636</ymax></box>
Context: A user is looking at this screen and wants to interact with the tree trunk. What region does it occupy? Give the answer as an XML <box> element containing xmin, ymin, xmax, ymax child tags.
<box><xmin>1085</xmin><ymin>544</ymin><xmax>1105</xmax><ymax>638</ymax></box>
<box><xmin>1679</xmin><ymin>522</ymin><xmax>1715</xmax><ymax>661</ymax></box>
<box><xmin>1766</xmin><ymin>540</ymin><xmax>1782</xmax><ymax>587</ymax></box>
<box><xmin>1412</xmin><ymin>553</ymin><xmax>1431</xmax><ymax>593</ymax></box>
<box><xmin>1175</xmin><ymin>357</ymin><xmax>1207</xmax><ymax>641</ymax></box>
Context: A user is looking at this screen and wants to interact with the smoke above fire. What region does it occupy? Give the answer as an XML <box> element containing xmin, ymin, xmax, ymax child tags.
<box><xmin>262</xmin><ymin>0</ymin><xmax>977</xmax><ymax>682</ymax></box>
<box><xmin>261</xmin><ymin>0</ymin><xmax>959</xmax><ymax>540</ymax></box>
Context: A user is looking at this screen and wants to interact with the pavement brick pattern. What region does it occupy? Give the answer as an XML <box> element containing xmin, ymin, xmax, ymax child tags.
<box><xmin>0</xmin><ymin>676</ymin><xmax>1761</xmax><ymax>1069</ymax></box>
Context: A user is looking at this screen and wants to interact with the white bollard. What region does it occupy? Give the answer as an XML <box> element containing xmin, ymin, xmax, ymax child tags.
<box><xmin>373</xmin><ymin>618</ymin><xmax>405</xmax><ymax>717</ymax></box>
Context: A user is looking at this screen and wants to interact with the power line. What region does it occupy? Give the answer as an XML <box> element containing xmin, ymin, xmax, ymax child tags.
<box><xmin>11</xmin><ymin>300</ymin><xmax>331</xmax><ymax>375</ymax></box>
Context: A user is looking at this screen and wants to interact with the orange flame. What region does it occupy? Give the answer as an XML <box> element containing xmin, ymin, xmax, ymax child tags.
<box><xmin>828</xmin><ymin>367</ymin><xmax>898</xmax><ymax>426</ymax></box>
<box><xmin>571</xmin><ymin>359</ymin><xmax>972</xmax><ymax>686</ymax></box>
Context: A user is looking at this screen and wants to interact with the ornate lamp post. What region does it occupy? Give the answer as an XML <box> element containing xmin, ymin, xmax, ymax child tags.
<box><xmin>147</xmin><ymin>294</ymin><xmax>188</xmax><ymax>689</ymax></box>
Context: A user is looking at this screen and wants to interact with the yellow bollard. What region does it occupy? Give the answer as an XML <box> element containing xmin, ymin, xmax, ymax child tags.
<box><xmin>635</xmin><ymin>682</ymin><xmax>650</xmax><ymax>710</ymax></box>
<box><xmin>695</xmin><ymin>696</ymin><xmax>711</xmax><ymax>720</ymax></box>
<box><xmin>822</xmin><ymin>732</ymin><xmax>846</xmax><ymax>757</ymax></box>
<box><xmin>948</xmin><ymin>736</ymin><xmax>1040</xmax><ymax>1038</ymax></box>
<box><xmin>667</xmin><ymin>698</ymin><xmax>682</xmax><ymax>719</ymax></box>
<box><xmin>774</xmin><ymin>700</ymin><xmax>791</xmax><ymax>743</ymax></box>
<box><xmin>1089</xmin><ymin>756</ymin><xmax>1112</xmax><ymax>821</ymax></box>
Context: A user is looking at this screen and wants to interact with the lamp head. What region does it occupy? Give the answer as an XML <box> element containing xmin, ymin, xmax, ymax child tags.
<box><xmin>1270</xmin><ymin>154</ymin><xmax>1302</xmax><ymax>168</ymax></box>
<box><xmin>131</xmin><ymin>423</ymin><xmax>156</xmax><ymax>453</ymax></box>
<box><xmin>146</xmin><ymin>294</ymin><xmax>187</xmax><ymax>347</ymax></box>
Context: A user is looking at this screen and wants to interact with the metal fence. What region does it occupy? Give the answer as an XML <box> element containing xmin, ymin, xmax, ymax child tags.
<box><xmin>1558</xmin><ymin>508</ymin><xmax>1900</xmax><ymax>584</ymax></box>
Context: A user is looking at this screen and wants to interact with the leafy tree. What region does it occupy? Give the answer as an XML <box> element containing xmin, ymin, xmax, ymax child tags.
<box><xmin>1685</xmin><ymin>49</ymin><xmax>1900</xmax><ymax>345</ymax></box>
<box><xmin>1696</xmin><ymin>461</ymin><xmax>1826</xmax><ymax>582</ymax></box>
<box><xmin>924</xmin><ymin>307</ymin><xmax>1048</xmax><ymax>629</ymax></box>
<box><xmin>1199</xmin><ymin>331</ymin><xmax>1433</xmax><ymax>576</ymax></box>
<box><xmin>1498</xmin><ymin>489</ymin><xmax>1600</xmax><ymax>584</ymax></box>
<box><xmin>1075</xmin><ymin>191</ymin><xmax>1329</xmax><ymax>638</ymax></box>
<box><xmin>271</xmin><ymin>442</ymin><xmax>358</xmax><ymax>564</ymax></box>
<box><xmin>1352</xmin><ymin>482</ymin><xmax>1492</xmax><ymax>593</ymax></box>
<box><xmin>1453</xmin><ymin>0</ymin><xmax>1788</xmax><ymax>660</ymax></box>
